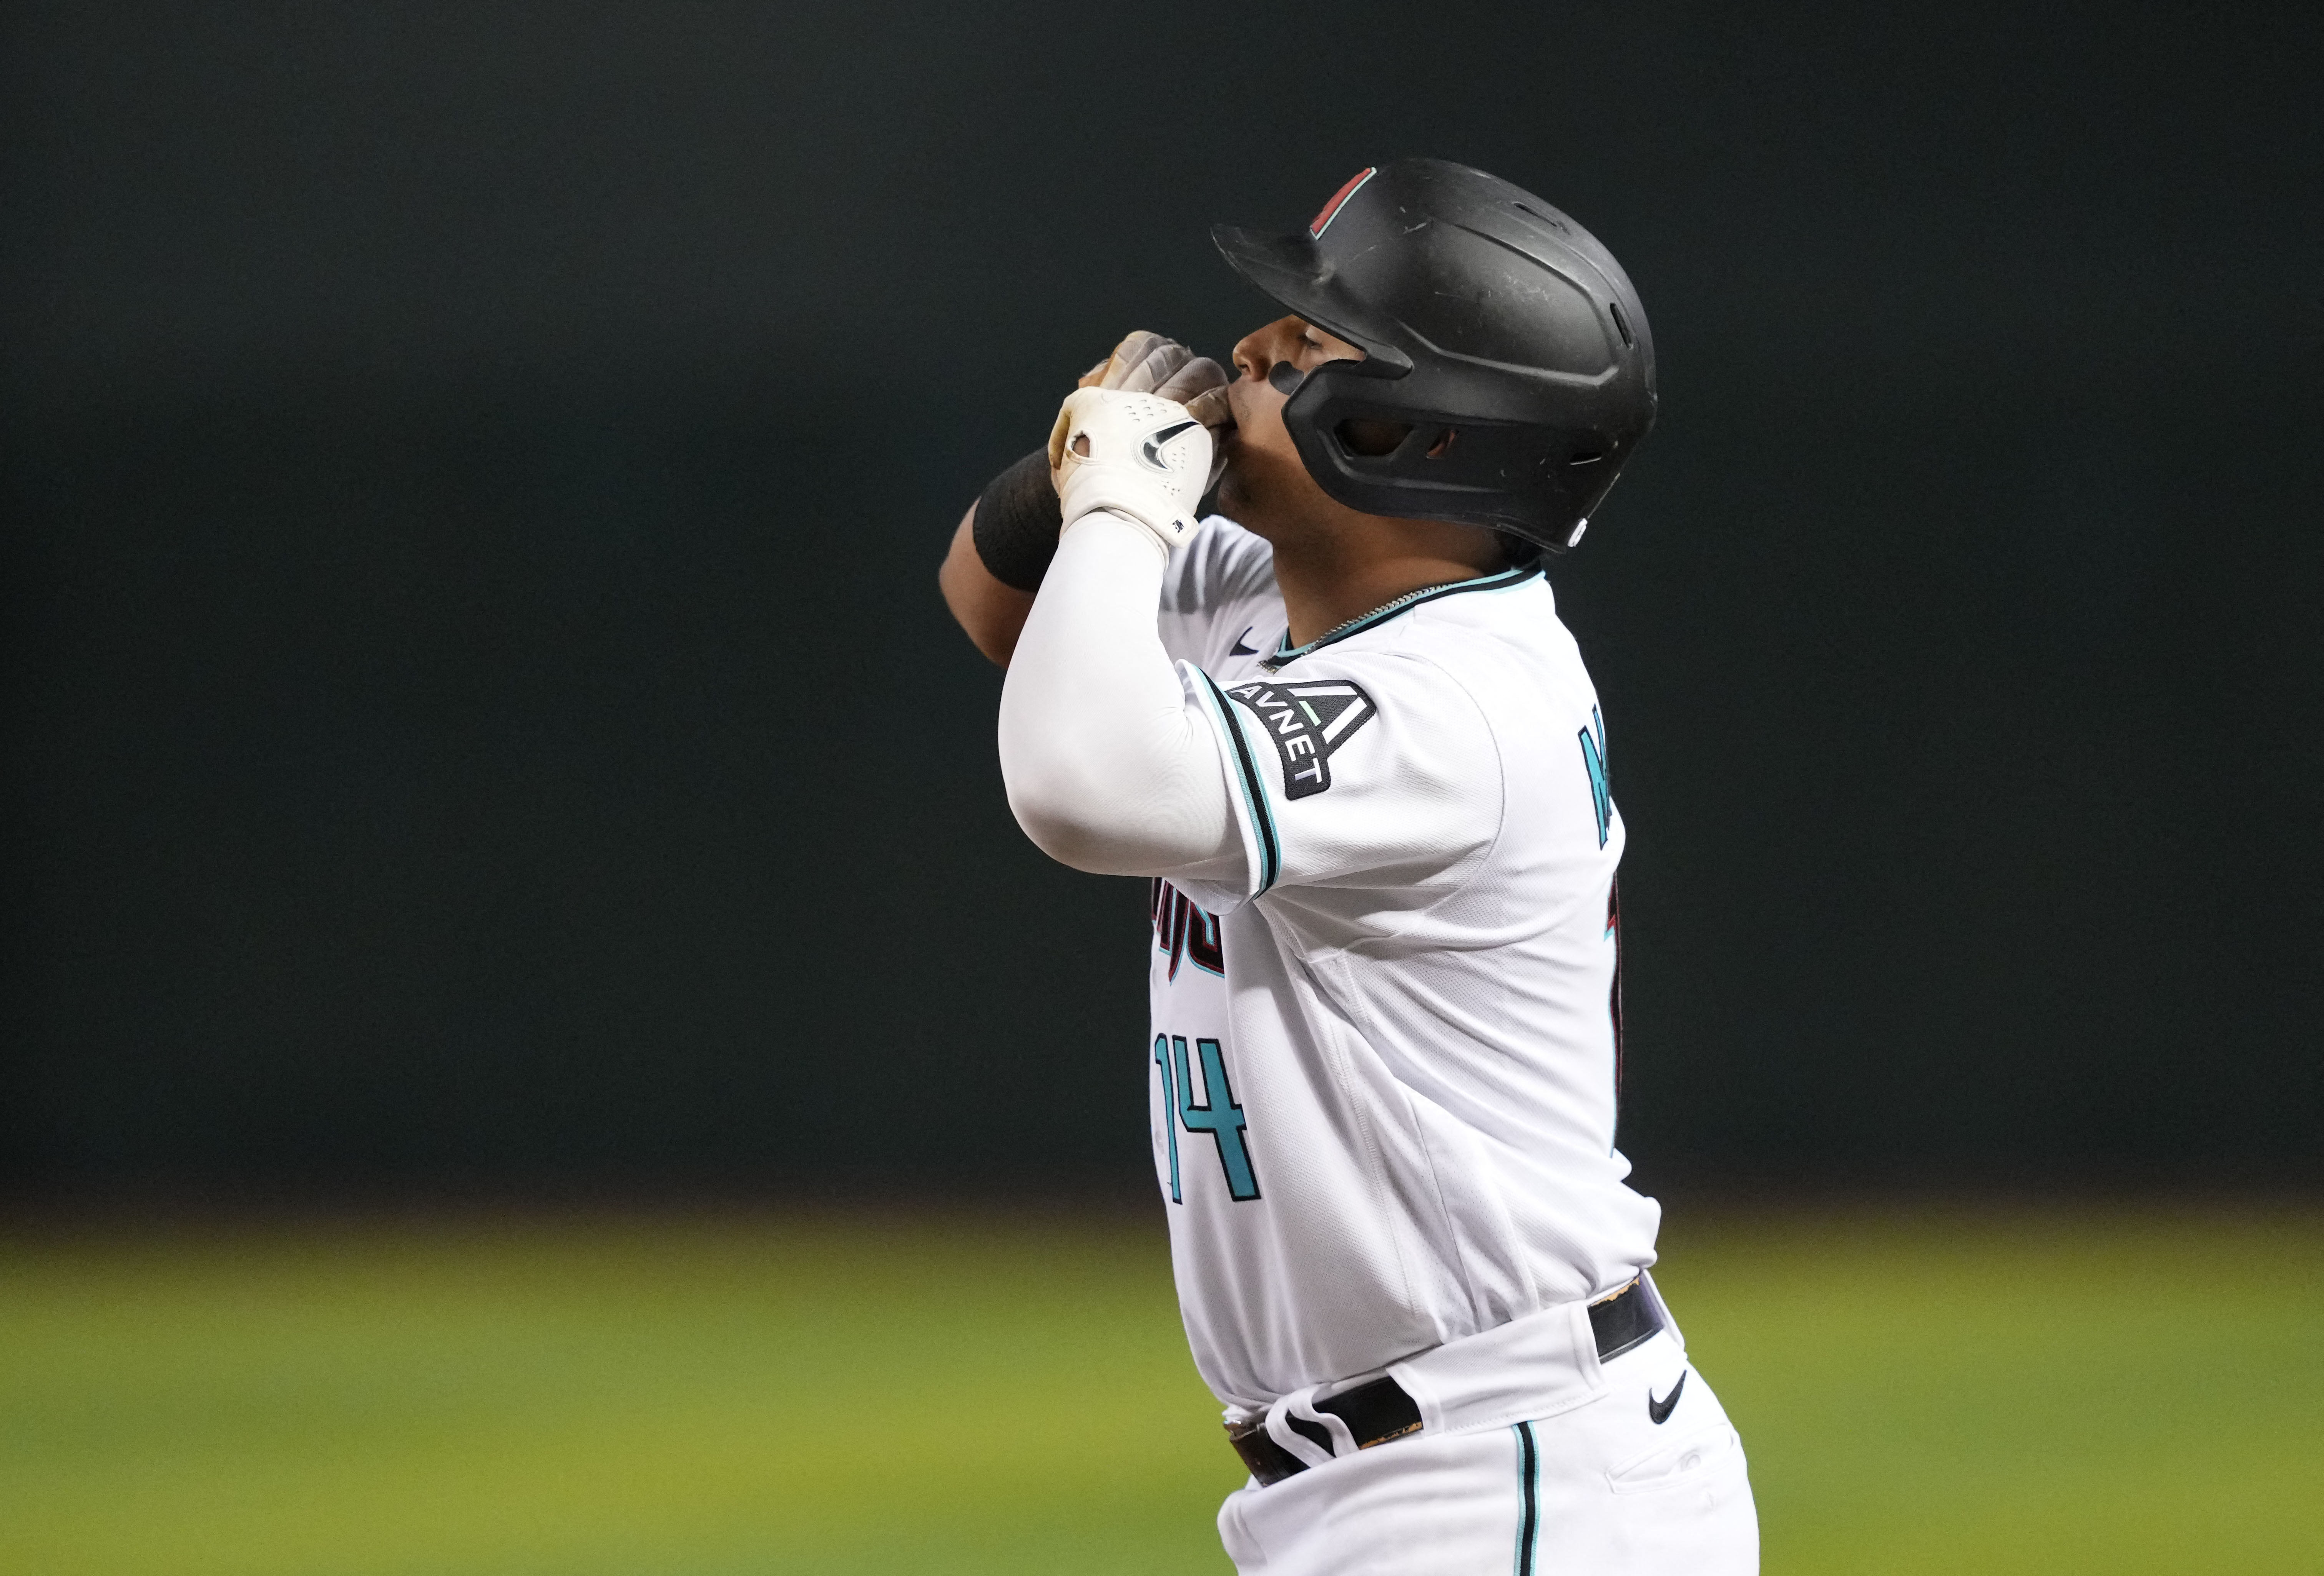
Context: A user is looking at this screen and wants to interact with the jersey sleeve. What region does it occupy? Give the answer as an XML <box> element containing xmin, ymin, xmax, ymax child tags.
<box><xmin>1168</xmin><ymin>651</ymin><xmax>1505</xmax><ymax>913</ymax></box>
<box><xmin>1156</xmin><ymin>515</ymin><xmax>1278</xmax><ymax>669</ymax></box>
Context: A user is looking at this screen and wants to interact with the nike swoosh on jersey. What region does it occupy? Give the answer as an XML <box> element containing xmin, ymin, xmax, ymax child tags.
<box><xmin>1648</xmin><ymin>1372</ymin><xmax>1686</xmax><ymax>1425</ymax></box>
<box><xmin>1228</xmin><ymin>627</ymin><xmax>1257</xmax><ymax>656</ymax></box>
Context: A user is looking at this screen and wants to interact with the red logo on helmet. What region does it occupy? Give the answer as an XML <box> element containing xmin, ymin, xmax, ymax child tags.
<box><xmin>1309</xmin><ymin>167</ymin><xmax>1377</xmax><ymax>239</ymax></box>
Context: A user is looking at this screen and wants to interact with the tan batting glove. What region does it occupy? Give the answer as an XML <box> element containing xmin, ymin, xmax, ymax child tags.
<box><xmin>1048</xmin><ymin>387</ymin><xmax>1213</xmax><ymax>554</ymax></box>
<box><xmin>1080</xmin><ymin>330</ymin><xmax>1233</xmax><ymax>436</ymax></box>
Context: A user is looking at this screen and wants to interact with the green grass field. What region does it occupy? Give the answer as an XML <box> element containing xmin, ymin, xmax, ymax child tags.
<box><xmin>2</xmin><ymin>1203</ymin><xmax>2317</xmax><ymax>1575</ymax></box>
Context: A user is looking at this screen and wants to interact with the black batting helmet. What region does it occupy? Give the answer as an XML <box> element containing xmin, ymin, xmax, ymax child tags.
<box><xmin>1213</xmin><ymin>158</ymin><xmax>1656</xmax><ymax>552</ymax></box>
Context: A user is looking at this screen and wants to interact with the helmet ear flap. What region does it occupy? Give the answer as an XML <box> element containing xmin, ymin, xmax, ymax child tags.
<box><xmin>1283</xmin><ymin>361</ymin><xmax>1627</xmax><ymax>539</ymax></box>
<box><xmin>1278</xmin><ymin>362</ymin><xmax>1410</xmax><ymax>517</ymax></box>
<box><xmin>1280</xmin><ymin>362</ymin><xmax>1493</xmax><ymax>520</ymax></box>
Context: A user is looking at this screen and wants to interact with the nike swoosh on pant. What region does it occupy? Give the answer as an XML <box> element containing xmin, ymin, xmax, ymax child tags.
<box><xmin>1648</xmin><ymin>1372</ymin><xmax>1686</xmax><ymax>1425</ymax></box>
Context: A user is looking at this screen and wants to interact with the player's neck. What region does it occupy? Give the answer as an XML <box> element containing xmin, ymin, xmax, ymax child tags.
<box><xmin>1266</xmin><ymin>516</ymin><xmax>1508</xmax><ymax>648</ymax></box>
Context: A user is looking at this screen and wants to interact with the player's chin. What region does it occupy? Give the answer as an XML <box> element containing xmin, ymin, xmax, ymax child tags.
<box><xmin>1212</xmin><ymin>453</ymin><xmax>1282</xmax><ymax>535</ymax></box>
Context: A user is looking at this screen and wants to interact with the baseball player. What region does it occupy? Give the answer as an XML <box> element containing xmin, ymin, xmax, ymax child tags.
<box><xmin>939</xmin><ymin>159</ymin><xmax>1757</xmax><ymax>1574</ymax></box>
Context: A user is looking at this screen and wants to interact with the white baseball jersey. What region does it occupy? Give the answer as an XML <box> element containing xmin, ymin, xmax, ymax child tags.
<box><xmin>1146</xmin><ymin>516</ymin><xmax>1660</xmax><ymax>1412</ymax></box>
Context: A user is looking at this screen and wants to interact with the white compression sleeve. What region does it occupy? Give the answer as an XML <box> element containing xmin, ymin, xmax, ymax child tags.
<box><xmin>997</xmin><ymin>512</ymin><xmax>1242</xmax><ymax>880</ymax></box>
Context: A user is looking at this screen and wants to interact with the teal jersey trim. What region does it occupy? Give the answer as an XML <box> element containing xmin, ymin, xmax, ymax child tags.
<box><xmin>1197</xmin><ymin>669</ymin><xmax>1281</xmax><ymax>896</ymax></box>
<box><xmin>1264</xmin><ymin>563</ymin><xmax>1543</xmax><ymax>672</ymax></box>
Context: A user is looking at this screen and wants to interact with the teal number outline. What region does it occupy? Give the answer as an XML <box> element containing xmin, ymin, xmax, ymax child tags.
<box><xmin>1152</xmin><ymin>1034</ymin><xmax>1182</xmax><ymax>1203</ymax></box>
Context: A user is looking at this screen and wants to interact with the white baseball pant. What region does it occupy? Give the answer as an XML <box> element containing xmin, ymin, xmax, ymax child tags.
<box><xmin>1216</xmin><ymin>1311</ymin><xmax>1757</xmax><ymax>1573</ymax></box>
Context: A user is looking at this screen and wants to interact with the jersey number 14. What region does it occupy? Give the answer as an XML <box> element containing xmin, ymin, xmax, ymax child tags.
<box><xmin>1152</xmin><ymin>1035</ymin><xmax>1261</xmax><ymax>1203</ymax></box>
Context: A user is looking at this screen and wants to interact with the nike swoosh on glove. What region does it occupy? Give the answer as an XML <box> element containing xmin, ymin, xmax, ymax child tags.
<box><xmin>1080</xmin><ymin>330</ymin><xmax>1232</xmax><ymax>483</ymax></box>
<box><xmin>1047</xmin><ymin>386</ymin><xmax>1214</xmax><ymax>555</ymax></box>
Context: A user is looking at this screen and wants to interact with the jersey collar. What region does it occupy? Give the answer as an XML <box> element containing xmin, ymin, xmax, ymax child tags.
<box><xmin>1261</xmin><ymin>563</ymin><xmax>1543</xmax><ymax>672</ymax></box>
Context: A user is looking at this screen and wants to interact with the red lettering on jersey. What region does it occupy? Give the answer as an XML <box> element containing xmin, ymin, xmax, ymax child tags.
<box><xmin>1151</xmin><ymin>879</ymin><xmax>1225</xmax><ymax>981</ymax></box>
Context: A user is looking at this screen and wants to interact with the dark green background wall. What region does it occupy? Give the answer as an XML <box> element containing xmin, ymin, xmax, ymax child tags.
<box><xmin>4</xmin><ymin>2</ymin><xmax>2318</xmax><ymax>1196</ymax></box>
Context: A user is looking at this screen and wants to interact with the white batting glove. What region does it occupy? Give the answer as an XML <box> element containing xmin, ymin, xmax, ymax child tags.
<box><xmin>1047</xmin><ymin>386</ymin><xmax>1214</xmax><ymax>554</ymax></box>
<box><xmin>1078</xmin><ymin>330</ymin><xmax>1233</xmax><ymax>479</ymax></box>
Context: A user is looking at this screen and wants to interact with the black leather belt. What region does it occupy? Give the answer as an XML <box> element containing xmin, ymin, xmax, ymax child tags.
<box><xmin>1225</xmin><ymin>1279</ymin><xmax>1664</xmax><ymax>1487</ymax></box>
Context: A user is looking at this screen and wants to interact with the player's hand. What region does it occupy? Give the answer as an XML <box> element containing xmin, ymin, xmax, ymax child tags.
<box><xmin>1048</xmin><ymin>387</ymin><xmax>1213</xmax><ymax>554</ymax></box>
<box><xmin>1079</xmin><ymin>330</ymin><xmax>1233</xmax><ymax>435</ymax></box>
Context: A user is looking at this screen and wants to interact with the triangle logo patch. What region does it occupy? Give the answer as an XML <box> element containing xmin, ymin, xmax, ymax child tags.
<box><xmin>1225</xmin><ymin>680</ymin><xmax>1377</xmax><ymax>799</ymax></box>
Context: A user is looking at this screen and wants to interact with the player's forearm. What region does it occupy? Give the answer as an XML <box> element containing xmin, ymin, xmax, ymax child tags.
<box><xmin>938</xmin><ymin>501</ymin><xmax>1035</xmax><ymax>666</ymax></box>
<box><xmin>997</xmin><ymin>513</ymin><xmax>1236</xmax><ymax>876</ymax></box>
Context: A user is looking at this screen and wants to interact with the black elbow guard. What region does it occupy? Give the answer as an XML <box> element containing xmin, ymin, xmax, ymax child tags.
<box><xmin>972</xmin><ymin>447</ymin><xmax>1064</xmax><ymax>592</ymax></box>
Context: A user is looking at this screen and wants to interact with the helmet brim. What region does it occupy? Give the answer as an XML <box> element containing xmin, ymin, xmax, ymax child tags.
<box><xmin>1210</xmin><ymin>224</ymin><xmax>1414</xmax><ymax>373</ymax></box>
